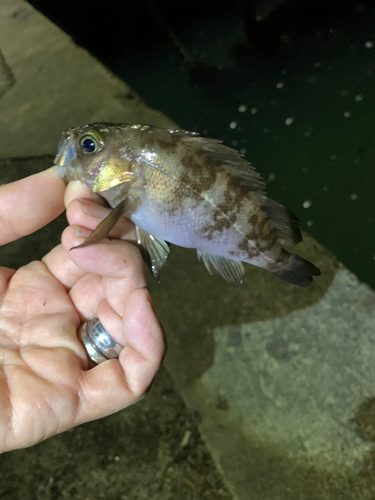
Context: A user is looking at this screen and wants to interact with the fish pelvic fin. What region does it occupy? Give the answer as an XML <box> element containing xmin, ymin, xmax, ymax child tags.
<box><xmin>262</xmin><ymin>198</ymin><xmax>302</xmax><ymax>247</ymax></box>
<box><xmin>70</xmin><ymin>198</ymin><xmax>127</xmax><ymax>250</ymax></box>
<box><xmin>197</xmin><ymin>250</ymin><xmax>245</xmax><ymax>287</ymax></box>
<box><xmin>273</xmin><ymin>254</ymin><xmax>321</xmax><ymax>288</ymax></box>
<box><xmin>136</xmin><ymin>227</ymin><xmax>170</xmax><ymax>282</ymax></box>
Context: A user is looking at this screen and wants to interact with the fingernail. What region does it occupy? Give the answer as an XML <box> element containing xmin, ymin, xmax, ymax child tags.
<box><xmin>77</xmin><ymin>199</ymin><xmax>89</xmax><ymax>214</ymax></box>
<box><xmin>73</xmin><ymin>225</ymin><xmax>92</xmax><ymax>238</ymax></box>
<box><xmin>77</xmin><ymin>199</ymin><xmax>110</xmax><ymax>219</ymax></box>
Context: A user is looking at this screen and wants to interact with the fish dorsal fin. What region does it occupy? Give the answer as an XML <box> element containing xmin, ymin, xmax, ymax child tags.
<box><xmin>170</xmin><ymin>130</ymin><xmax>266</xmax><ymax>194</ymax></box>
<box><xmin>261</xmin><ymin>198</ymin><xmax>302</xmax><ymax>247</ymax></box>
<box><xmin>136</xmin><ymin>227</ymin><xmax>170</xmax><ymax>281</ymax></box>
<box><xmin>197</xmin><ymin>250</ymin><xmax>245</xmax><ymax>287</ymax></box>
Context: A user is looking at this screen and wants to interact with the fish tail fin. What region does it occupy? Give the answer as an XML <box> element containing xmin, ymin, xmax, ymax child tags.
<box><xmin>273</xmin><ymin>254</ymin><xmax>321</xmax><ymax>288</ymax></box>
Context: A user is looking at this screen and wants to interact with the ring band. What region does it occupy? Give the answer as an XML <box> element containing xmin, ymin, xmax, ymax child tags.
<box><xmin>78</xmin><ymin>317</ymin><xmax>124</xmax><ymax>365</ymax></box>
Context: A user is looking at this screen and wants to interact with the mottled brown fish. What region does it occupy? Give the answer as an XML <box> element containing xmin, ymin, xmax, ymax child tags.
<box><xmin>55</xmin><ymin>123</ymin><xmax>320</xmax><ymax>287</ymax></box>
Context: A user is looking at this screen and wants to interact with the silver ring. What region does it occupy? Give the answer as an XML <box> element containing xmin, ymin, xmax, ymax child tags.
<box><xmin>78</xmin><ymin>317</ymin><xmax>124</xmax><ymax>365</ymax></box>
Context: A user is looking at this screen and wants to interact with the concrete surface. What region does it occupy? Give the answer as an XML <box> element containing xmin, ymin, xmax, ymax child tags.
<box><xmin>1</xmin><ymin>1</ymin><xmax>375</xmax><ymax>500</ymax></box>
<box><xmin>0</xmin><ymin>0</ymin><xmax>175</xmax><ymax>159</ymax></box>
<box><xmin>149</xmin><ymin>242</ymin><xmax>375</xmax><ymax>499</ymax></box>
<box><xmin>1</xmin><ymin>366</ymin><xmax>230</xmax><ymax>500</ymax></box>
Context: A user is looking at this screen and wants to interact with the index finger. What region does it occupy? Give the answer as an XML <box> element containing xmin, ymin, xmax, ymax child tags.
<box><xmin>0</xmin><ymin>166</ymin><xmax>66</xmax><ymax>245</ymax></box>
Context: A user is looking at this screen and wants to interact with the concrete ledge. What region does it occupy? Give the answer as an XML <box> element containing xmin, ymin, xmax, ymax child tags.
<box><xmin>0</xmin><ymin>0</ymin><xmax>176</xmax><ymax>158</ymax></box>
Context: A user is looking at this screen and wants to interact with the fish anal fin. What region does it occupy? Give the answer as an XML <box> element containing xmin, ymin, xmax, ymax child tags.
<box><xmin>70</xmin><ymin>198</ymin><xmax>127</xmax><ymax>250</ymax></box>
<box><xmin>197</xmin><ymin>250</ymin><xmax>245</xmax><ymax>287</ymax></box>
<box><xmin>136</xmin><ymin>227</ymin><xmax>170</xmax><ymax>281</ymax></box>
<box><xmin>262</xmin><ymin>199</ymin><xmax>302</xmax><ymax>247</ymax></box>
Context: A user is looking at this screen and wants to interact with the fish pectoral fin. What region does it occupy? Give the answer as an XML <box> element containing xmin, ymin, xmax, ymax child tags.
<box><xmin>136</xmin><ymin>227</ymin><xmax>170</xmax><ymax>281</ymax></box>
<box><xmin>197</xmin><ymin>250</ymin><xmax>245</xmax><ymax>287</ymax></box>
<box><xmin>70</xmin><ymin>198</ymin><xmax>128</xmax><ymax>250</ymax></box>
<box><xmin>262</xmin><ymin>198</ymin><xmax>302</xmax><ymax>247</ymax></box>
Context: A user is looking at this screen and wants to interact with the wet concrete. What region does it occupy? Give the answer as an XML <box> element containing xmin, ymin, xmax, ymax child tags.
<box><xmin>0</xmin><ymin>368</ymin><xmax>231</xmax><ymax>500</ymax></box>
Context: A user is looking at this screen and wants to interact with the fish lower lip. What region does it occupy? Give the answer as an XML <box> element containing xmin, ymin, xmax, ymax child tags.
<box><xmin>54</xmin><ymin>137</ymin><xmax>68</xmax><ymax>165</ymax></box>
<box><xmin>55</xmin><ymin>139</ymin><xmax>81</xmax><ymax>183</ymax></box>
<box><xmin>56</xmin><ymin>165</ymin><xmax>68</xmax><ymax>183</ymax></box>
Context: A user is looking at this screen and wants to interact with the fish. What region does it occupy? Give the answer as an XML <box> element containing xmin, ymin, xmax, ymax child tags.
<box><xmin>55</xmin><ymin>123</ymin><xmax>320</xmax><ymax>287</ymax></box>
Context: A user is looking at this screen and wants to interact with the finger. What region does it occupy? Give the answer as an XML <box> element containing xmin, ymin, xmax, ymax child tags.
<box><xmin>75</xmin><ymin>288</ymin><xmax>166</xmax><ymax>423</ymax></box>
<box><xmin>66</xmin><ymin>199</ymin><xmax>136</xmax><ymax>242</ymax></box>
<box><xmin>2</xmin><ymin>261</ymin><xmax>80</xmax><ymax>343</ymax></box>
<box><xmin>0</xmin><ymin>166</ymin><xmax>65</xmax><ymax>245</ymax></box>
<box><xmin>0</xmin><ymin>267</ymin><xmax>16</xmax><ymax>296</ymax></box>
<box><xmin>69</xmin><ymin>273</ymin><xmax>104</xmax><ymax>321</ymax></box>
<box><xmin>65</xmin><ymin>226</ymin><xmax>146</xmax><ymax>317</ymax></box>
<box><xmin>64</xmin><ymin>180</ymin><xmax>107</xmax><ymax>209</ymax></box>
<box><xmin>44</xmin><ymin>193</ymin><xmax>137</xmax><ymax>291</ymax></box>
<box><xmin>97</xmin><ymin>299</ymin><xmax>123</xmax><ymax>345</ymax></box>
<box><xmin>42</xmin><ymin>244</ymin><xmax>87</xmax><ymax>290</ymax></box>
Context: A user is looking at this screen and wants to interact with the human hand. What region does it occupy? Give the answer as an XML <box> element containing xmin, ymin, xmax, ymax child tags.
<box><xmin>0</xmin><ymin>167</ymin><xmax>166</xmax><ymax>453</ymax></box>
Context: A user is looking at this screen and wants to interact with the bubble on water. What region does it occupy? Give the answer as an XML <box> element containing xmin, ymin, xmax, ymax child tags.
<box><xmin>231</xmin><ymin>139</ymin><xmax>238</xmax><ymax>146</ymax></box>
<box><xmin>303</xmin><ymin>200</ymin><xmax>312</xmax><ymax>209</ymax></box>
<box><xmin>341</xmin><ymin>90</ymin><xmax>348</xmax><ymax>97</ymax></box>
<box><xmin>351</xmin><ymin>193</ymin><xmax>359</xmax><ymax>200</ymax></box>
<box><xmin>240</xmin><ymin>147</ymin><xmax>247</xmax><ymax>155</ymax></box>
<box><xmin>281</xmin><ymin>68</ymin><xmax>287</xmax><ymax>75</ymax></box>
<box><xmin>285</xmin><ymin>117</ymin><xmax>294</xmax><ymax>126</ymax></box>
<box><xmin>270</xmin><ymin>99</ymin><xmax>278</xmax><ymax>105</ymax></box>
<box><xmin>354</xmin><ymin>158</ymin><xmax>360</xmax><ymax>165</ymax></box>
<box><xmin>263</xmin><ymin>127</ymin><xmax>270</xmax><ymax>133</ymax></box>
<box><xmin>304</xmin><ymin>130</ymin><xmax>312</xmax><ymax>137</ymax></box>
<box><xmin>365</xmin><ymin>41</ymin><xmax>374</xmax><ymax>49</ymax></box>
<box><xmin>354</xmin><ymin>94</ymin><xmax>364</xmax><ymax>101</ymax></box>
<box><xmin>251</xmin><ymin>107</ymin><xmax>258</xmax><ymax>115</ymax></box>
<box><xmin>323</xmin><ymin>186</ymin><xmax>329</xmax><ymax>192</ymax></box>
<box><xmin>315</xmin><ymin>61</ymin><xmax>321</xmax><ymax>68</ymax></box>
<box><xmin>302</xmin><ymin>167</ymin><xmax>309</xmax><ymax>173</ymax></box>
<box><xmin>343</xmin><ymin>111</ymin><xmax>351</xmax><ymax>118</ymax></box>
<box><xmin>238</xmin><ymin>104</ymin><xmax>247</xmax><ymax>113</ymax></box>
<box><xmin>268</xmin><ymin>173</ymin><xmax>276</xmax><ymax>182</ymax></box>
<box><xmin>307</xmin><ymin>220</ymin><xmax>314</xmax><ymax>227</ymax></box>
<box><xmin>229</xmin><ymin>121</ymin><xmax>237</xmax><ymax>129</ymax></box>
<box><xmin>330</xmin><ymin>154</ymin><xmax>337</xmax><ymax>160</ymax></box>
<box><xmin>276</xmin><ymin>82</ymin><xmax>284</xmax><ymax>89</ymax></box>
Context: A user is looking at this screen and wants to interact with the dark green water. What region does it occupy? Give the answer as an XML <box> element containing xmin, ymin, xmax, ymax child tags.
<box><xmin>112</xmin><ymin>6</ymin><xmax>375</xmax><ymax>289</ymax></box>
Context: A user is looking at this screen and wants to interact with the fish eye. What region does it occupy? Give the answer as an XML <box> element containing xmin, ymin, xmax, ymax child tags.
<box><xmin>80</xmin><ymin>134</ymin><xmax>100</xmax><ymax>154</ymax></box>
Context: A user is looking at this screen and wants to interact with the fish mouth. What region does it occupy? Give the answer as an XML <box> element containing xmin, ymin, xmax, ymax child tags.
<box><xmin>54</xmin><ymin>130</ymin><xmax>84</xmax><ymax>183</ymax></box>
